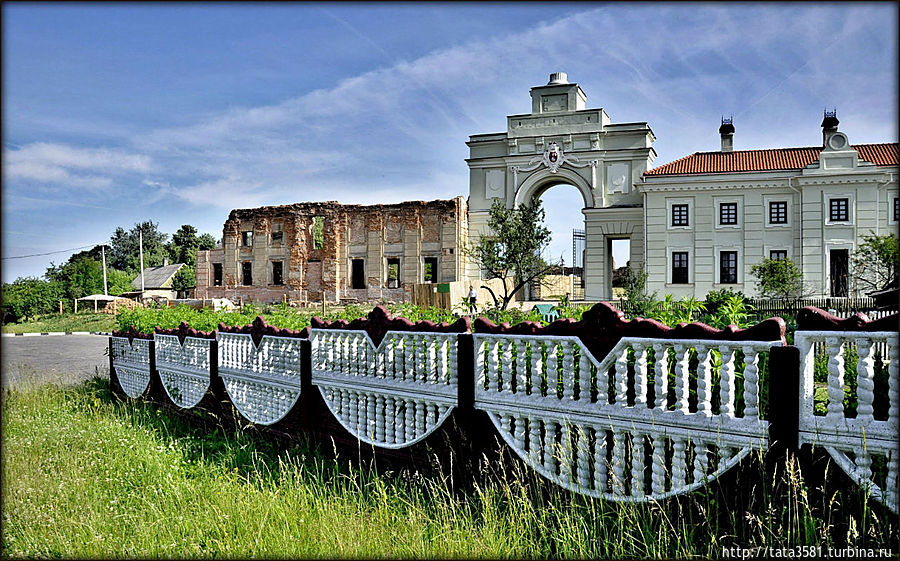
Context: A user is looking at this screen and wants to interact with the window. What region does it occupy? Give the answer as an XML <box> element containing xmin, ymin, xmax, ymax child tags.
<box><xmin>770</xmin><ymin>250</ymin><xmax>788</xmax><ymax>261</ymax></box>
<box><xmin>769</xmin><ymin>201</ymin><xmax>788</xmax><ymax>224</ymax></box>
<box><xmin>672</xmin><ymin>252</ymin><xmax>689</xmax><ymax>284</ymax></box>
<box><xmin>351</xmin><ymin>259</ymin><xmax>365</xmax><ymax>289</ymax></box>
<box><xmin>312</xmin><ymin>216</ymin><xmax>324</xmax><ymax>250</ymax></box>
<box><xmin>671</xmin><ymin>204</ymin><xmax>689</xmax><ymax>227</ymax></box>
<box><xmin>719</xmin><ymin>251</ymin><xmax>738</xmax><ymax>284</ymax></box>
<box><xmin>386</xmin><ymin>258</ymin><xmax>400</xmax><ymax>289</ymax></box>
<box><xmin>423</xmin><ymin>257</ymin><xmax>439</xmax><ymax>283</ymax></box>
<box><xmin>213</xmin><ymin>263</ymin><xmax>223</xmax><ymax>287</ymax></box>
<box><xmin>829</xmin><ymin>198</ymin><xmax>849</xmax><ymax>222</ymax></box>
<box><xmin>271</xmin><ymin>224</ymin><xmax>283</xmax><ymax>244</ymax></box>
<box><xmin>241</xmin><ymin>231</ymin><xmax>253</xmax><ymax>247</ymax></box>
<box><xmin>241</xmin><ymin>262</ymin><xmax>252</xmax><ymax>286</ymax></box>
<box><xmin>893</xmin><ymin>197</ymin><xmax>899</xmax><ymax>222</ymax></box>
<box><xmin>719</xmin><ymin>202</ymin><xmax>738</xmax><ymax>225</ymax></box>
<box><xmin>272</xmin><ymin>261</ymin><xmax>283</xmax><ymax>286</ymax></box>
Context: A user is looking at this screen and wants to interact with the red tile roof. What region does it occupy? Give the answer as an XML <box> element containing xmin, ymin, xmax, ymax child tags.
<box><xmin>645</xmin><ymin>143</ymin><xmax>898</xmax><ymax>176</ymax></box>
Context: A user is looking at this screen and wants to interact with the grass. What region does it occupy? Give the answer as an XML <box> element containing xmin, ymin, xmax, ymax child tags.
<box><xmin>3</xmin><ymin>377</ymin><xmax>897</xmax><ymax>559</ymax></box>
<box><xmin>1</xmin><ymin>312</ymin><xmax>116</xmax><ymax>334</ymax></box>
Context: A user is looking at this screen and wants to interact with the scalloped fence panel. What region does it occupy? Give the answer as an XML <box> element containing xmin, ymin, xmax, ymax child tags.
<box><xmin>473</xmin><ymin>333</ymin><xmax>780</xmax><ymax>502</ymax></box>
<box><xmin>310</xmin><ymin>329</ymin><xmax>459</xmax><ymax>448</ymax></box>
<box><xmin>154</xmin><ymin>334</ymin><xmax>215</xmax><ymax>409</ymax></box>
<box><xmin>217</xmin><ymin>332</ymin><xmax>304</xmax><ymax>425</ymax></box>
<box><xmin>111</xmin><ymin>336</ymin><xmax>153</xmax><ymax>398</ymax></box>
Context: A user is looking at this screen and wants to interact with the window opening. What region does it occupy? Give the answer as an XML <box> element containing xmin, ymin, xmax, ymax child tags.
<box><xmin>720</xmin><ymin>251</ymin><xmax>738</xmax><ymax>284</ymax></box>
<box><xmin>313</xmin><ymin>216</ymin><xmax>324</xmax><ymax>249</ymax></box>
<box><xmin>386</xmin><ymin>258</ymin><xmax>400</xmax><ymax>289</ymax></box>
<box><xmin>770</xmin><ymin>250</ymin><xmax>788</xmax><ymax>261</ymax></box>
<box><xmin>241</xmin><ymin>262</ymin><xmax>253</xmax><ymax>286</ymax></box>
<box><xmin>672</xmin><ymin>252</ymin><xmax>689</xmax><ymax>284</ymax></box>
<box><xmin>351</xmin><ymin>259</ymin><xmax>366</xmax><ymax>290</ymax></box>
<box><xmin>769</xmin><ymin>201</ymin><xmax>788</xmax><ymax>224</ymax></box>
<box><xmin>272</xmin><ymin>261</ymin><xmax>283</xmax><ymax>286</ymax></box>
<box><xmin>719</xmin><ymin>203</ymin><xmax>737</xmax><ymax>225</ymax></box>
<box><xmin>671</xmin><ymin>204</ymin><xmax>689</xmax><ymax>226</ymax></box>
<box><xmin>830</xmin><ymin>198</ymin><xmax>849</xmax><ymax>222</ymax></box>
<box><xmin>213</xmin><ymin>263</ymin><xmax>223</xmax><ymax>287</ymax></box>
<box><xmin>242</xmin><ymin>231</ymin><xmax>253</xmax><ymax>247</ymax></box>
<box><xmin>423</xmin><ymin>257</ymin><xmax>438</xmax><ymax>283</ymax></box>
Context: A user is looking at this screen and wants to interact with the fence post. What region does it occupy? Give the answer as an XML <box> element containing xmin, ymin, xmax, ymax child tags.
<box><xmin>768</xmin><ymin>345</ymin><xmax>801</xmax><ymax>453</ymax></box>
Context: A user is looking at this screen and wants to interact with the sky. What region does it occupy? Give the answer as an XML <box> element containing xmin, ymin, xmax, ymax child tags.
<box><xmin>2</xmin><ymin>2</ymin><xmax>898</xmax><ymax>282</ymax></box>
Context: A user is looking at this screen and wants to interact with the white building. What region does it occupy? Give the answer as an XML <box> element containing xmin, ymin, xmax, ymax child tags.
<box><xmin>466</xmin><ymin>73</ymin><xmax>898</xmax><ymax>300</ymax></box>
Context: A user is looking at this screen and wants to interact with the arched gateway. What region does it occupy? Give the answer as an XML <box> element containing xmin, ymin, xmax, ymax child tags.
<box><xmin>466</xmin><ymin>72</ymin><xmax>656</xmax><ymax>300</ymax></box>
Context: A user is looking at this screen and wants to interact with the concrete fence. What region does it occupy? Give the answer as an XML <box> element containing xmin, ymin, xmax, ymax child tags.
<box><xmin>109</xmin><ymin>303</ymin><xmax>898</xmax><ymax>510</ymax></box>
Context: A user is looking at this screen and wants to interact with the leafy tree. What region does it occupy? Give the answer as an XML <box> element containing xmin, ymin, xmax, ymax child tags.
<box><xmin>167</xmin><ymin>225</ymin><xmax>218</xmax><ymax>267</ymax></box>
<box><xmin>172</xmin><ymin>266</ymin><xmax>196</xmax><ymax>291</ymax></box>
<box><xmin>109</xmin><ymin>221</ymin><xmax>169</xmax><ymax>272</ymax></box>
<box><xmin>750</xmin><ymin>257</ymin><xmax>809</xmax><ymax>299</ymax></box>
<box><xmin>852</xmin><ymin>232</ymin><xmax>898</xmax><ymax>293</ymax></box>
<box><xmin>620</xmin><ymin>266</ymin><xmax>656</xmax><ymax>317</ymax></box>
<box><xmin>107</xmin><ymin>268</ymin><xmax>135</xmax><ymax>296</ymax></box>
<box><xmin>46</xmin><ymin>257</ymin><xmax>105</xmax><ymax>300</ymax></box>
<box><xmin>1</xmin><ymin>277</ymin><xmax>64</xmax><ymax>322</ymax></box>
<box><xmin>467</xmin><ymin>198</ymin><xmax>553</xmax><ymax>310</ymax></box>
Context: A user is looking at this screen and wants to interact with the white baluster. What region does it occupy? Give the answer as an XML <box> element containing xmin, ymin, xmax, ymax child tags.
<box><xmin>576</xmin><ymin>425</ymin><xmax>591</xmax><ymax>490</ymax></box>
<box><xmin>447</xmin><ymin>337</ymin><xmax>458</xmax><ymax>386</ymax></box>
<box><xmin>348</xmin><ymin>390</ymin><xmax>359</xmax><ymax>431</ymax></box>
<box><xmin>513</xmin><ymin>415</ymin><xmax>526</xmax><ymax>450</ymax></box>
<box><xmin>489</xmin><ymin>340</ymin><xmax>500</xmax><ymax>392</ymax></box>
<box><xmin>630</xmin><ymin>433</ymin><xmax>644</xmax><ymax>497</ymax></box>
<box><xmin>415</xmin><ymin>400</ymin><xmax>426</xmax><ymax>437</ymax></box>
<box><xmin>546</xmin><ymin>343</ymin><xmax>559</xmax><ymax>398</ymax></box>
<box><xmin>530</xmin><ymin>342</ymin><xmax>543</xmax><ymax>396</ymax></box>
<box><xmin>855</xmin><ymin>452</ymin><xmax>873</xmax><ymax>493</ymax></box>
<box><xmin>593</xmin><ymin>427</ymin><xmax>608</xmax><ymax>493</ymax></box>
<box><xmin>886</xmin><ymin>451</ymin><xmax>898</xmax><ymax>511</ymax></box>
<box><xmin>889</xmin><ymin>341</ymin><xmax>899</xmax><ymax>421</ymax></box>
<box><xmin>672</xmin><ymin>439</ymin><xmax>687</xmax><ymax>490</ymax></box>
<box><xmin>384</xmin><ymin>397</ymin><xmax>395</xmax><ymax>444</ymax></box>
<box><xmin>544</xmin><ymin>422</ymin><xmax>558</xmax><ymax>474</ymax></box>
<box><xmin>415</xmin><ymin>336</ymin><xmax>426</xmax><ymax>383</ymax></box>
<box><xmin>501</xmin><ymin>341</ymin><xmax>513</xmax><ymax>394</ymax></box>
<box><xmin>501</xmin><ymin>414</ymin><xmax>512</xmax><ymax>441</ymax></box>
<box><xmin>404</xmin><ymin>337</ymin><xmax>415</xmax><ymax>382</ymax></box>
<box><xmin>437</xmin><ymin>337</ymin><xmax>448</xmax><ymax>385</ymax></box>
<box><xmin>426</xmin><ymin>336</ymin><xmax>437</xmax><ymax>383</ymax></box>
<box><xmin>826</xmin><ymin>337</ymin><xmax>845</xmax><ymax>421</ymax></box>
<box><xmin>696</xmin><ymin>345</ymin><xmax>712</xmax><ymax>417</ymax></box>
<box><xmin>651</xmin><ymin>437</ymin><xmax>666</xmax><ymax>496</ymax></box>
<box><xmin>719</xmin><ymin>346</ymin><xmax>736</xmax><ymax>417</ymax></box>
<box><xmin>615</xmin><ymin>347</ymin><xmax>629</xmax><ymax>405</ymax></box>
<box><xmin>404</xmin><ymin>399</ymin><xmax>415</xmax><ymax>442</ymax></box>
<box><xmin>394</xmin><ymin>399</ymin><xmax>405</xmax><ymax>444</ymax></box>
<box><xmin>515</xmin><ymin>339</ymin><xmax>527</xmax><ymax>394</ymax></box>
<box><xmin>578</xmin><ymin>348</ymin><xmax>591</xmax><ymax>402</ymax></box>
<box><xmin>611</xmin><ymin>430</ymin><xmax>626</xmax><ymax>495</ymax></box>
<box><xmin>856</xmin><ymin>338</ymin><xmax>875</xmax><ymax>423</ymax></box>
<box><xmin>358</xmin><ymin>392</ymin><xmax>369</xmax><ymax>434</ymax></box>
<box><xmin>529</xmin><ymin>417</ymin><xmax>542</xmax><ymax>466</ymax></box>
<box><xmin>742</xmin><ymin>347</ymin><xmax>760</xmax><ymax>420</ymax></box>
<box><xmin>674</xmin><ymin>344</ymin><xmax>690</xmax><ymax>413</ymax></box>
<box><xmin>560</xmin><ymin>424</ymin><xmax>572</xmax><ymax>486</ymax></box>
<box><xmin>654</xmin><ymin>344</ymin><xmax>668</xmax><ymax>410</ymax></box>
<box><xmin>562</xmin><ymin>342</ymin><xmax>575</xmax><ymax>400</ymax></box>
<box><xmin>367</xmin><ymin>393</ymin><xmax>377</xmax><ymax>440</ymax></box>
<box><xmin>692</xmin><ymin>441</ymin><xmax>706</xmax><ymax>484</ymax></box>
<box><xmin>341</xmin><ymin>389</ymin><xmax>350</xmax><ymax>420</ymax></box>
<box><xmin>633</xmin><ymin>344</ymin><xmax>648</xmax><ymax>407</ymax></box>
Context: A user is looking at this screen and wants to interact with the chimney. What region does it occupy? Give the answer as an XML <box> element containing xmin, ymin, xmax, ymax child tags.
<box><xmin>719</xmin><ymin>116</ymin><xmax>734</xmax><ymax>152</ymax></box>
<box><xmin>821</xmin><ymin>108</ymin><xmax>839</xmax><ymax>146</ymax></box>
<box><xmin>548</xmin><ymin>72</ymin><xmax>568</xmax><ymax>85</ymax></box>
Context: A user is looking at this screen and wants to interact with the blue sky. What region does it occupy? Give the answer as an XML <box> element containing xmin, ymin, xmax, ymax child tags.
<box><xmin>3</xmin><ymin>3</ymin><xmax>897</xmax><ymax>282</ymax></box>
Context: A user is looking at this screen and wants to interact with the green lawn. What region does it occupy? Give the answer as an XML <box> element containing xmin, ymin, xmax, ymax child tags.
<box><xmin>1</xmin><ymin>313</ymin><xmax>116</xmax><ymax>334</ymax></box>
<box><xmin>2</xmin><ymin>378</ymin><xmax>895</xmax><ymax>558</ymax></box>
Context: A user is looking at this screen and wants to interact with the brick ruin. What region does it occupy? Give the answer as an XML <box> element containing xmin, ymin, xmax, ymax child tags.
<box><xmin>196</xmin><ymin>197</ymin><xmax>468</xmax><ymax>304</ymax></box>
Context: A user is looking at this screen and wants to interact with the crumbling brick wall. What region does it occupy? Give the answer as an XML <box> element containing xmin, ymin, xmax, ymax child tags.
<box><xmin>196</xmin><ymin>197</ymin><xmax>468</xmax><ymax>304</ymax></box>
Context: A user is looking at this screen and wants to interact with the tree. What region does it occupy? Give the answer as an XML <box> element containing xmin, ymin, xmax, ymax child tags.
<box><xmin>46</xmin><ymin>257</ymin><xmax>105</xmax><ymax>300</ymax></box>
<box><xmin>750</xmin><ymin>257</ymin><xmax>809</xmax><ymax>299</ymax></box>
<box><xmin>172</xmin><ymin>266</ymin><xmax>195</xmax><ymax>291</ymax></box>
<box><xmin>109</xmin><ymin>221</ymin><xmax>169</xmax><ymax>272</ymax></box>
<box><xmin>1</xmin><ymin>277</ymin><xmax>64</xmax><ymax>322</ymax></box>
<box><xmin>852</xmin><ymin>232</ymin><xmax>898</xmax><ymax>293</ymax></box>
<box><xmin>620</xmin><ymin>266</ymin><xmax>656</xmax><ymax>317</ymax></box>
<box><xmin>167</xmin><ymin>225</ymin><xmax>217</xmax><ymax>267</ymax></box>
<box><xmin>467</xmin><ymin>198</ymin><xmax>554</xmax><ymax>310</ymax></box>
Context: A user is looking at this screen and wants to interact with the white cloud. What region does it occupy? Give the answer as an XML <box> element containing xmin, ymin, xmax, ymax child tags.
<box><xmin>2</xmin><ymin>142</ymin><xmax>152</xmax><ymax>191</ymax></box>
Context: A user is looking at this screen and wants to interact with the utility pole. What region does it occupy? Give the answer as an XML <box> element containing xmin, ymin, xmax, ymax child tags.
<box><xmin>101</xmin><ymin>245</ymin><xmax>108</xmax><ymax>296</ymax></box>
<box><xmin>139</xmin><ymin>230</ymin><xmax>145</xmax><ymax>293</ymax></box>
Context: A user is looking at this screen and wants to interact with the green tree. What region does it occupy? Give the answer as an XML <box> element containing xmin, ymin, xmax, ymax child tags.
<box><xmin>167</xmin><ymin>225</ymin><xmax>218</xmax><ymax>267</ymax></box>
<box><xmin>46</xmin><ymin>257</ymin><xmax>105</xmax><ymax>300</ymax></box>
<box><xmin>620</xmin><ymin>266</ymin><xmax>656</xmax><ymax>317</ymax></box>
<box><xmin>1</xmin><ymin>277</ymin><xmax>64</xmax><ymax>322</ymax></box>
<box><xmin>107</xmin><ymin>268</ymin><xmax>135</xmax><ymax>296</ymax></box>
<box><xmin>852</xmin><ymin>232</ymin><xmax>898</xmax><ymax>293</ymax></box>
<box><xmin>467</xmin><ymin>198</ymin><xmax>553</xmax><ymax>310</ymax></box>
<box><xmin>750</xmin><ymin>257</ymin><xmax>808</xmax><ymax>299</ymax></box>
<box><xmin>172</xmin><ymin>266</ymin><xmax>195</xmax><ymax>291</ymax></box>
<box><xmin>109</xmin><ymin>221</ymin><xmax>169</xmax><ymax>272</ymax></box>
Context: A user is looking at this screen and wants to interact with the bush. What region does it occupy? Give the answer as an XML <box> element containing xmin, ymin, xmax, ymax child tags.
<box><xmin>1</xmin><ymin>277</ymin><xmax>64</xmax><ymax>323</ymax></box>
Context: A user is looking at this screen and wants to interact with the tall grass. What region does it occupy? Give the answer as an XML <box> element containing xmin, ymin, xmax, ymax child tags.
<box><xmin>1</xmin><ymin>312</ymin><xmax>116</xmax><ymax>334</ymax></box>
<box><xmin>2</xmin><ymin>378</ymin><xmax>896</xmax><ymax>558</ymax></box>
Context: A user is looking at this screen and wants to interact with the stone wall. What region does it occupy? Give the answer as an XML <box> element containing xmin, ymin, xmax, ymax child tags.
<box><xmin>196</xmin><ymin>197</ymin><xmax>468</xmax><ymax>304</ymax></box>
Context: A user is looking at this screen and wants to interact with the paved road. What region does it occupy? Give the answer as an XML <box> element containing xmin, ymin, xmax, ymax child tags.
<box><xmin>1</xmin><ymin>335</ymin><xmax>109</xmax><ymax>390</ymax></box>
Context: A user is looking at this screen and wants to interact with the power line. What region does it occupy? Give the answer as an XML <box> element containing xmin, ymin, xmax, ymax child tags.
<box><xmin>1</xmin><ymin>244</ymin><xmax>106</xmax><ymax>260</ymax></box>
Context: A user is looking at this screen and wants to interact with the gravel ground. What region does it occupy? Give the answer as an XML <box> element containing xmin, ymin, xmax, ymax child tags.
<box><xmin>1</xmin><ymin>335</ymin><xmax>109</xmax><ymax>390</ymax></box>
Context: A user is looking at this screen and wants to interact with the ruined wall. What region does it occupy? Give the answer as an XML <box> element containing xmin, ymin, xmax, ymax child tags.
<box><xmin>196</xmin><ymin>197</ymin><xmax>468</xmax><ymax>304</ymax></box>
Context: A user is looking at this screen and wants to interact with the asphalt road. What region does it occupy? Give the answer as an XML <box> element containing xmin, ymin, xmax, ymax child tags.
<box><xmin>1</xmin><ymin>335</ymin><xmax>109</xmax><ymax>390</ymax></box>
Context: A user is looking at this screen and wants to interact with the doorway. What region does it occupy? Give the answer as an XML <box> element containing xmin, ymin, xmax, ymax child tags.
<box><xmin>608</xmin><ymin>238</ymin><xmax>632</xmax><ymax>299</ymax></box>
<box><xmin>830</xmin><ymin>249</ymin><xmax>849</xmax><ymax>297</ymax></box>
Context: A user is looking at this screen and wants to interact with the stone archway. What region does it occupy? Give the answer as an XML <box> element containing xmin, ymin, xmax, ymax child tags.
<box><xmin>514</xmin><ymin>167</ymin><xmax>595</xmax><ymax>209</ymax></box>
